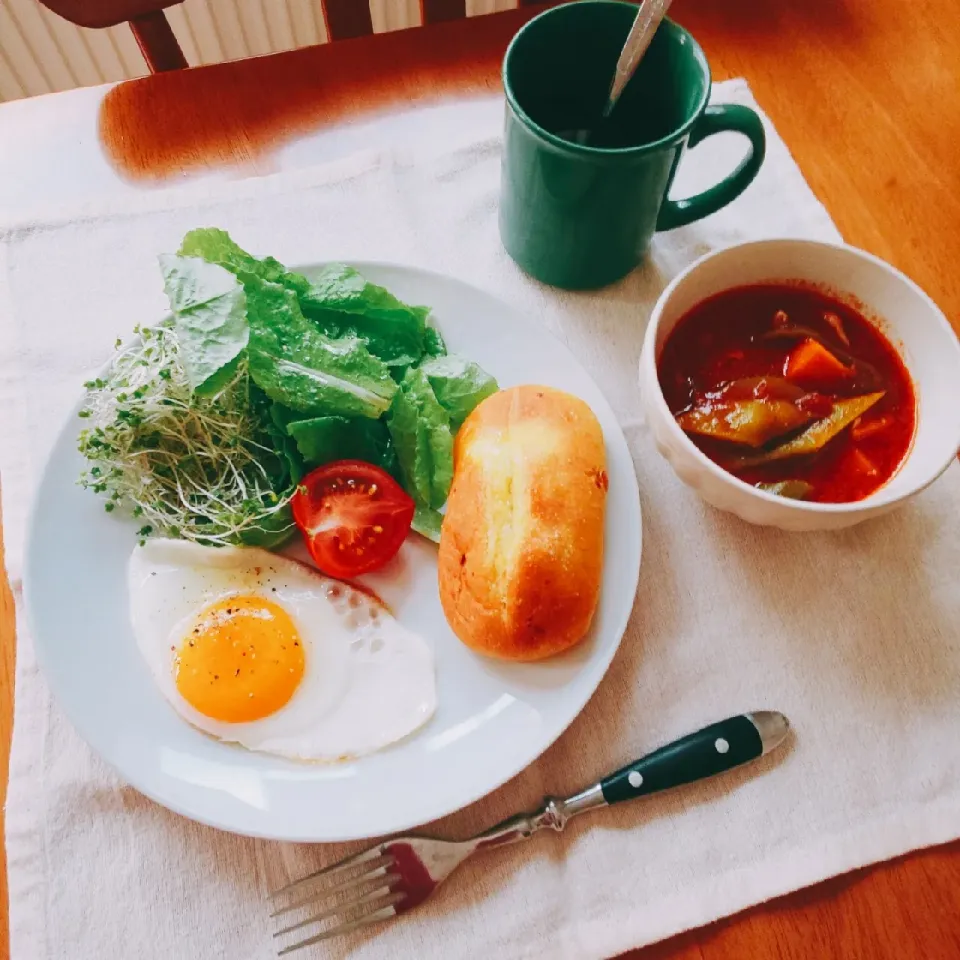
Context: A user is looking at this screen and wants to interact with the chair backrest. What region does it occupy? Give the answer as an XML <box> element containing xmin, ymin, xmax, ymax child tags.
<box><xmin>35</xmin><ymin>0</ymin><xmax>181</xmax><ymax>28</ymax></box>
<box><xmin>38</xmin><ymin>0</ymin><xmax>498</xmax><ymax>74</ymax></box>
<box><xmin>302</xmin><ymin>1</ymin><xmax>474</xmax><ymax>42</ymax></box>
<box><xmin>38</xmin><ymin>0</ymin><xmax>188</xmax><ymax>72</ymax></box>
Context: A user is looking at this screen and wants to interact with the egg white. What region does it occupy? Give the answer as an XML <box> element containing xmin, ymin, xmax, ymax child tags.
<box><xmin>128</xmin><ymin>539</ymin><xmax>436</xmax><ymax>760</ymax></box>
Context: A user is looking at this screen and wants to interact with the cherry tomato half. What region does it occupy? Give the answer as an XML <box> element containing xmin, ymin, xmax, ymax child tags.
<box><xmin>291</xmin><ymin>460</ymin><xmax>415</xmax><ymax>579</ymax></box>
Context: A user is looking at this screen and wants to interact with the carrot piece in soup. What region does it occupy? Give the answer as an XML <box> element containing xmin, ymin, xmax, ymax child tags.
<box><xmin>851</xmin><ymin>415</ymin><xmax>892</xmax><ymax>441</ymax></box>
<box><xmin>847</xmin><ymin>448</ymin><xmax>880</xmax><ymax>478</ymax></box>
<box><xmin>784</xmin><ymin>338</ymin><xmax>853</xmax><ymax>384</ymax></box>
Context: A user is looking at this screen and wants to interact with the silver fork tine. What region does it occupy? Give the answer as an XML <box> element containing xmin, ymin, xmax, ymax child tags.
<box><xmin>269</xmin><ymin>857</ymin><xmax>395</xmax><ymax>918</ymax></box>
<box><xmin>273</xmin><ymin>882</ymin><xmax>402</xmax><ymax>938</ymax></box>
<box><xmin>277</xmin><ymin>901</ymin><xmax>403</xmax><ymax>957</ymax></box>
<box><xmin>269</xmin><ymin>846</ymin><xmax>387</xmax><ymax>901</ymax></box>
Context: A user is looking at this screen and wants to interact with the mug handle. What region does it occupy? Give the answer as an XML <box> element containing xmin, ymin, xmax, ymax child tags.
<box><xmin>656</xmin><ymin>103</ymin><xmax>766</xmax><ymax>231</ymax></box>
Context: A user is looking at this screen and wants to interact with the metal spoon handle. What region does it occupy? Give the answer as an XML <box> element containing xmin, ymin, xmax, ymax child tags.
<box><xmin>604</xmin><ymin>0</ymin><xmax>674</xmax><ymax>117</ymax></box>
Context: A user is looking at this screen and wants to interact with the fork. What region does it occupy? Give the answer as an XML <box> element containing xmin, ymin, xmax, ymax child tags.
<box><xmin>270</xmin><ymin>711</ymin><xmax>790</xmax><ymax>954</ymax></box>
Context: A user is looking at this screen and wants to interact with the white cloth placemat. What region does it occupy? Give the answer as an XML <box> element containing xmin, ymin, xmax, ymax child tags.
<box><xmin>2</xmin><ymin>81</ymin><xmax>958</xmax><ymax>960</ymax></box>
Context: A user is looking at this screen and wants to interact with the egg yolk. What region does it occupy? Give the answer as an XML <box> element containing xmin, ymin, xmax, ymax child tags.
<box><xmin>174</xmin><ymin>595</ymin><xmax>305</xmax><ymax>723</ymax></box>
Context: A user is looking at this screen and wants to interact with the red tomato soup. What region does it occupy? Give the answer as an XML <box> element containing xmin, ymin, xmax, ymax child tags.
<box><xmin>657</xmin><ymin>284</ymin><xmax>916</xmax><ymax>503</ymax></box>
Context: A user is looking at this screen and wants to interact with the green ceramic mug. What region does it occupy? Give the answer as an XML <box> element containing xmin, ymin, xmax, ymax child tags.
<box><xmin>499</xmin><ymin>1</ymin><xmax>766</xmax><ymax>289</ymax></box>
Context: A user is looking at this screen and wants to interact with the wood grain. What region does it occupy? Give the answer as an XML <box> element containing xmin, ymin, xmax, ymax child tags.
<box><xmin>638</xmin><ymin>842</ymin><xmax>960</xmax><ymax>960</ymax></box>
<box><xmin>1</xmin><ymin>1</ymin><xmax>959</xmax><ymax>958</ymax></box>
<box><xmin>96</xmin><ymin>9</ymin><xmax>519</xmax><ymax>180</ymax></box>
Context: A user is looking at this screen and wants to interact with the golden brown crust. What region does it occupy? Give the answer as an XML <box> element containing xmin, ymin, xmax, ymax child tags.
<box><xmin>438</xmin><ymin>386</ymin><xmax>606</xmax><ymax>661</ymax></box>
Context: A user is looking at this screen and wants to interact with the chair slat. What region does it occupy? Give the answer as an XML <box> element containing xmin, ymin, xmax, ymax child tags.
<box><xmin>420</xmin><ymin>0</ymin><xmax>467</xmax><ymax>25</ymax></box>
<box><xmin>130</xmin><ymin>10</ymin><xmax>188</xmax><ymax>71</ymax></box>
<box><xmin>321</xmin><ymin>0</ymin><xmax>374</xmax><ymax>40</ymax></box>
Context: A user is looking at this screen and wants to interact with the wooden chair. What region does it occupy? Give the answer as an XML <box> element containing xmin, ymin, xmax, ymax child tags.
<box><xmin>37</xmin><ymin>1</ymin><xmax>189</xmax><ymax>73</ymax></box>
<box><xmin>36</xmin><ymin>1</ymin><xmax>518</xmax><ymax>75</ymax></box>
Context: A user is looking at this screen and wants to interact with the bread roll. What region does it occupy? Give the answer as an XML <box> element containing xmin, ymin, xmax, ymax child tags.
<box><xmin>438</xmin><ymin>385</ymin><xmax>606</xmax><ymax>661</ymax></box>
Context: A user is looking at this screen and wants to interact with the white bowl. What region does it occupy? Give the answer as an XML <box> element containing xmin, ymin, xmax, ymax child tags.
<box><xmin>639</xmin><ymin>238</ymin><xmax>960</xmax><ymax>531</ymax></box>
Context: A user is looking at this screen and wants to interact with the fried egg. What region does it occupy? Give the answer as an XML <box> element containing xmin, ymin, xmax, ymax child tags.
<box><xmin>128</xmin><ymin>539</ymin><xmax>436</xmax><ymax>760</ymax></box>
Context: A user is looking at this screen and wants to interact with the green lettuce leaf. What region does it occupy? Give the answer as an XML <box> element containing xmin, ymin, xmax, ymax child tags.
<box><xmin>423</xmin><ymin>326</ymin><xmax>447</xmax><ymax>358</ymax></box>
<box><xmin>235</xmin><ymin>505</ymin><xmax>296</xmax><ymax>548</ymax></box>
<box><xmin>386</xmin><ymin>368</ymin><xmax>453</xmax><ymax>509</ymax></box>
<box><xmin>267</xmin><ymin>402</ymin><xmax>298</xmax><ymax>432</ymax></box>
<box><xmin>246</xmin><ymin>386</ymin><xmax>303</xmax><ymax>487</ymax></box>
<box><xmin>299</xmin><ymin>264</ymin><xmax>428</xmax><ymax>368</ymax></box>
<box><xmin>245</xmin><ymin>279</ymin><xmax>397</xmax><ymax>420</ymax></box>
<box><xmin>266</xmin><ymin>405</ymin><xmax>304</xmax><ymax>485</ymax></box>
<box><xmin>178</xmin><ymin>227</ymin><xmax>311</xmax><ymax>298</ymax></box>
<box><xmin>385</xmin><ymin>380</ymin><xmax>431</xmax><ymax>505</ymax></box>
<box><xmin>419</xmin><ymin>354</ymin><xmax>498</xmax><ymax>430</ymax></box>
<box><xmin>286</xmin><ymin>415</ymin><xmax>400</xmax><ymax>478</ymax></box>
<box><xmin>158</xmin><ymin>254</ymin><xmax>249</xmax><ymax>394</ymax></box>
<box><xmin>411</xmin><ymin>504</ymin><xmax>443</xmax><ymax>543</ymax></box>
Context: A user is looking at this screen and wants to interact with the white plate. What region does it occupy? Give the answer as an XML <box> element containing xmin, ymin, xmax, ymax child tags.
<box><xmin>24</xmin><ymin>263</ymin><xmax>642</xmax><ymax>842</ymax></box>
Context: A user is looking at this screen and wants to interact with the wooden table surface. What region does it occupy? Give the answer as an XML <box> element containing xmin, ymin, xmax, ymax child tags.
<box><xmin>1</xmin><ymin>1</ymin><xmax>959</xmax><ymax>958</ymax></box>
